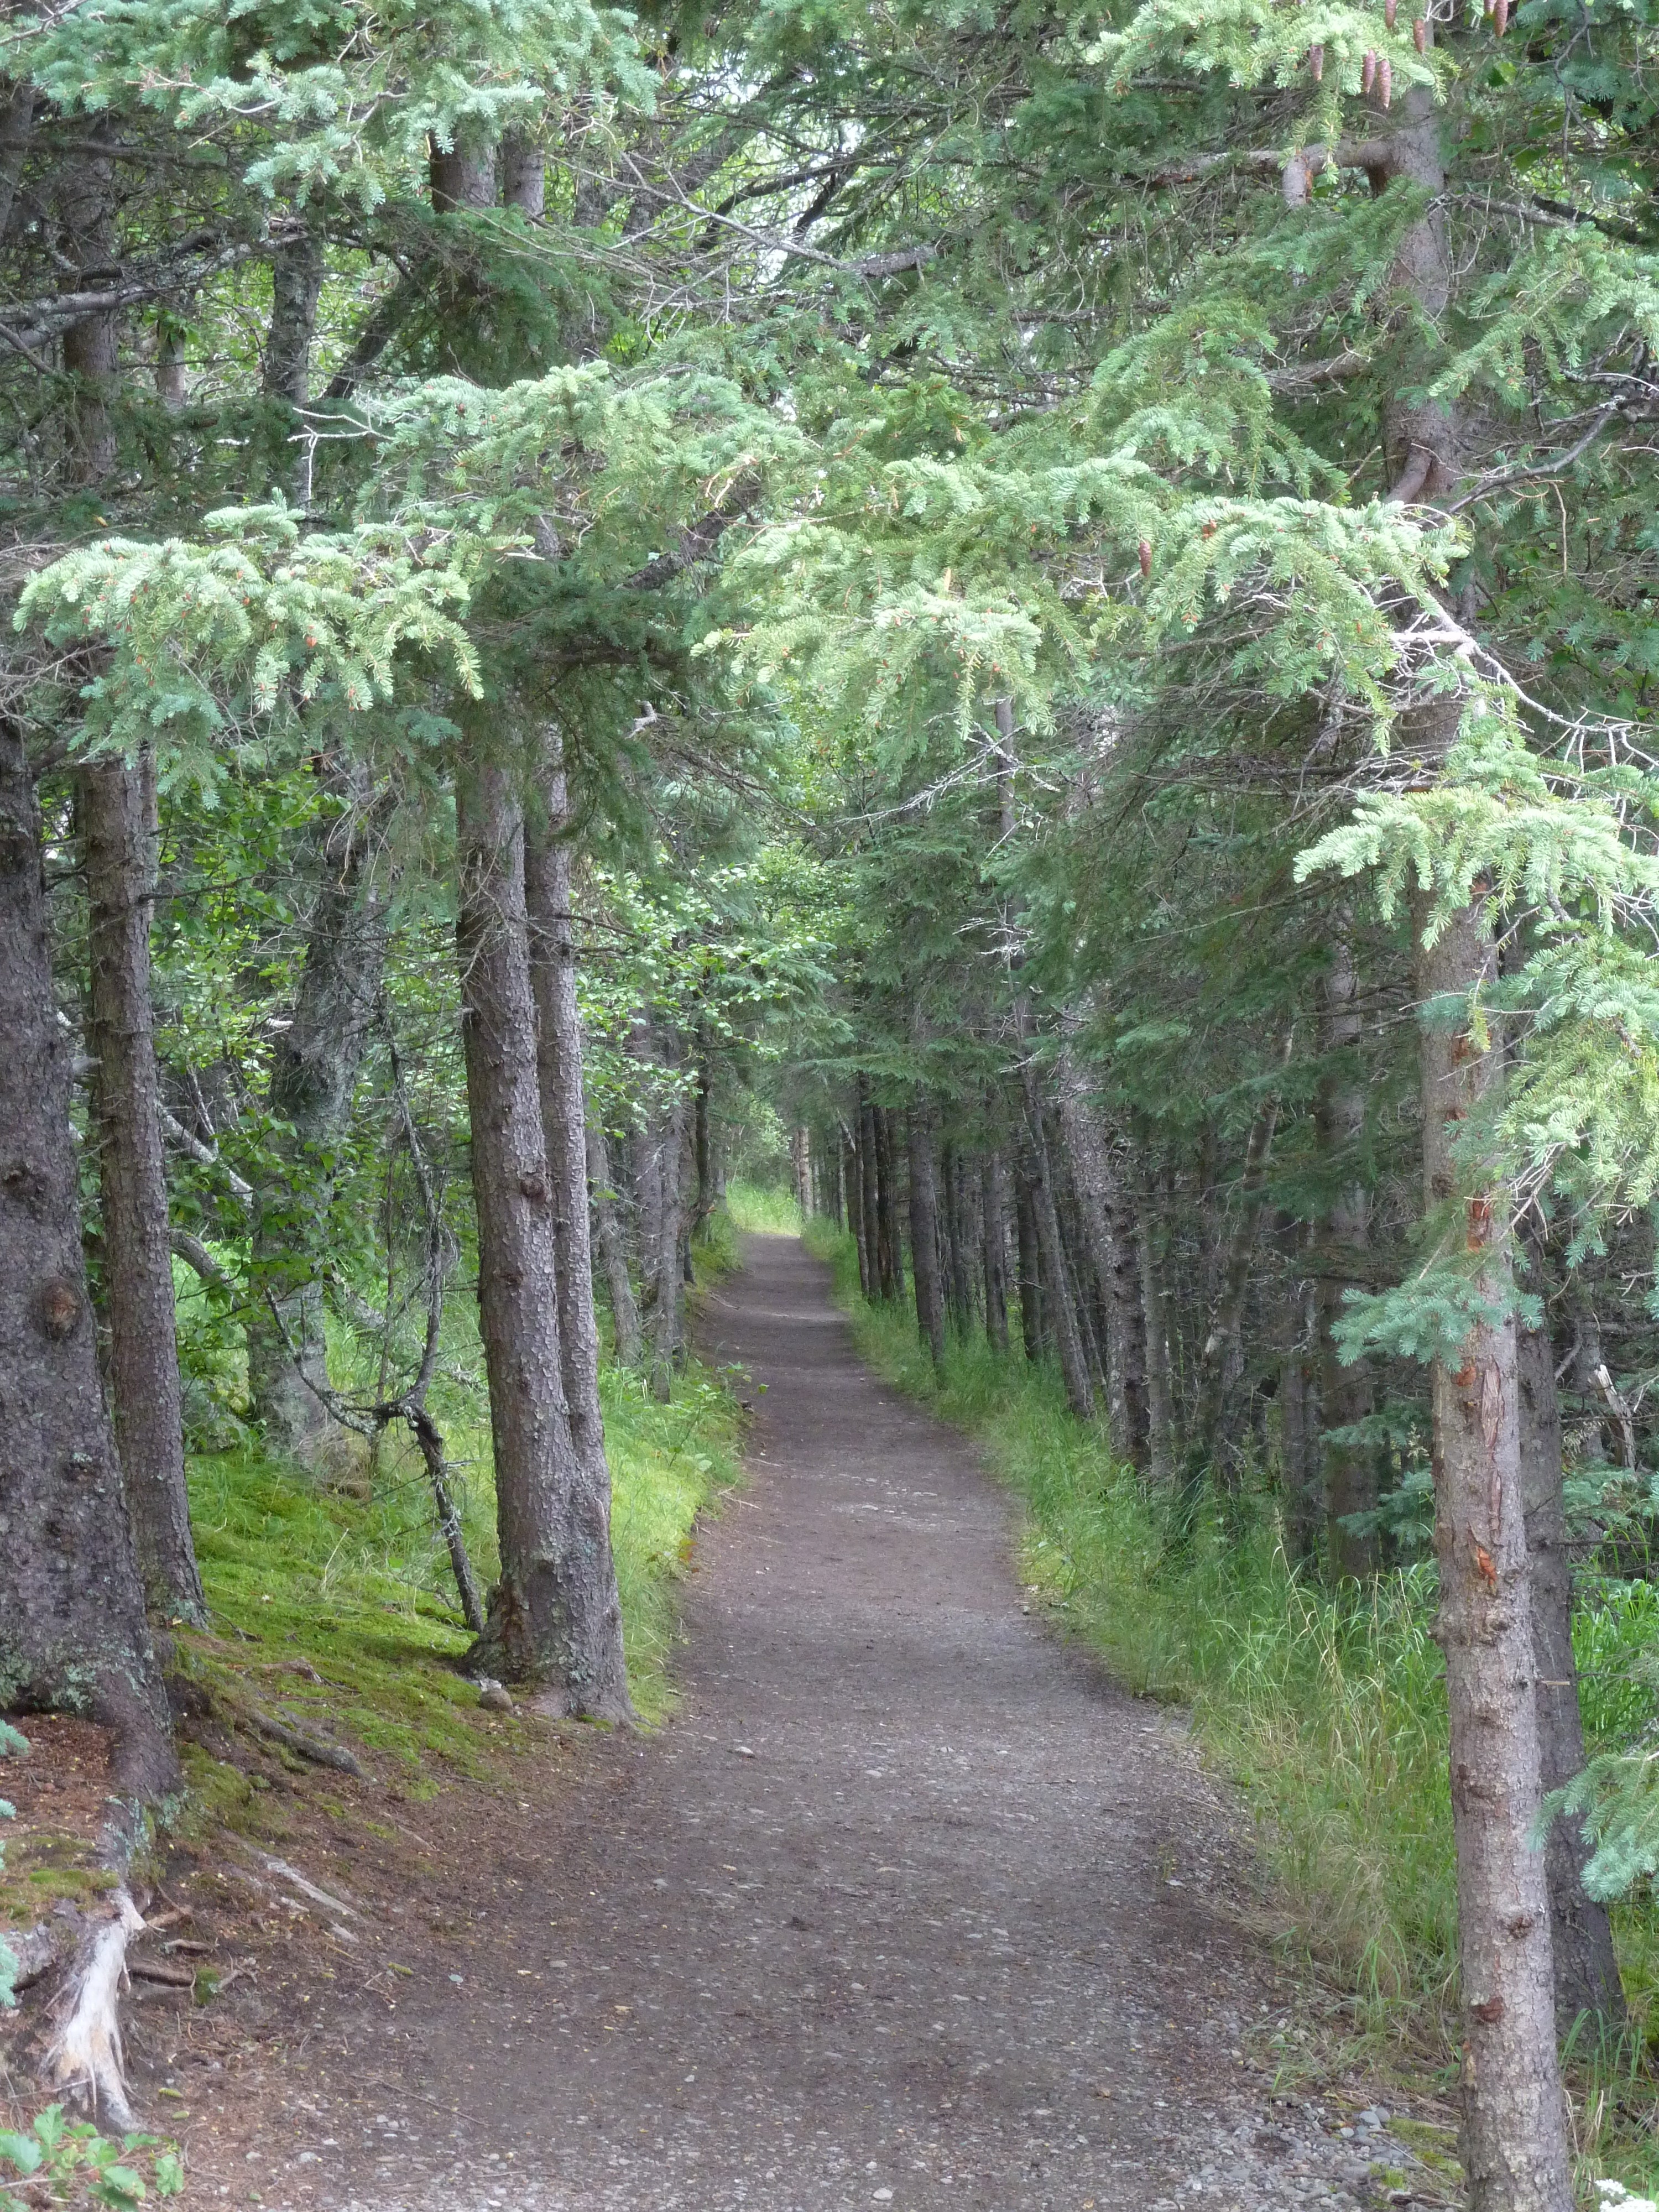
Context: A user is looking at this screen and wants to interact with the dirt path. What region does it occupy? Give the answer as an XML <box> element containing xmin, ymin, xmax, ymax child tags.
<box><xmin>195</xmin><ymin>1236</ymin><xmax>1408</xmax><ymax>2211</ymax></box>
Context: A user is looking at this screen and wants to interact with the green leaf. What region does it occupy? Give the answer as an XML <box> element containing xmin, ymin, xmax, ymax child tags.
<box><xmin>0</xmin><ymin>2135</ymin><xmax>41</xmax><ymax>2177</ymax></box>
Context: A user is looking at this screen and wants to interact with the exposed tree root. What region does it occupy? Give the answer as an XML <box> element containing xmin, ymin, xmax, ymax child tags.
<box><xmin>41</xmin><ymin>1889</ymin><xmax>145</xmax><ymax>2131</ymax></box>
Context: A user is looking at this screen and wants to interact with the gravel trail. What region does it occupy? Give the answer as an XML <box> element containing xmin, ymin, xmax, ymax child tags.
<box><xmin>225</xmin><ymin>1234</ymin><xmax>1406</xmax><ymax>2211</ymax></box>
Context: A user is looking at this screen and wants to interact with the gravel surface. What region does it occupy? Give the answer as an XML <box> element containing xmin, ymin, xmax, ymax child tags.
<box><xmin>205</xmin><ymin>1234</ymin><xmax>1423</xmax><ymax>2211</ymax></box>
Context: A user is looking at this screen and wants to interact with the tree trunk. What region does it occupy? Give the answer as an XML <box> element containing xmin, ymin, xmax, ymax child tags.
<box><xmin>907</xmin><ymin>1107</ymin><xmax>948</xmax><ymax>1368</ymax></box>
<box><xmin>848</xmin><ymin>1120</ymin><xmax>871</xmax><ymax>1295</ymax></box>
<box><xmin>587</xmin><ymin>1123</ymin><xmax>641</xmax><ymax>1366</ymax></box>
<box><xmin>1280</xmin><ymin>1261</ymin><xmax>1323</xmax><ymax>1566</ymax></box>
<box><xmin>980</xmin><ymin>1144</ymin><xmax>1009</xmax><ymax>1354</ymax></box>
<box><xmin>643</xmin><ymin>1076</ymin><xmax>688</xmax><ymax>1397</ymax></box>
<box><xmin>691</xmin><ymin>1043</ymin><xmax>714</xmax><ymax>1241</ymax></box>
<box><xmin>58</xmin><ymin>133</ymin><xmax>119</xmax><ymax>483</ymax></box>
<box><xmin>1175</xmin><ymin>1068</ymin><xmax>1284</xmax><ymax>1533</ymax></box>
<box><xmin>1056</xmin><ymin>1032</ymin><xmax>1147</xmax><ymax>1459</ymax></box>
<box><xmin>0</xmin><ymin>719</ymin><xmax>176</xmax><ymax>1802</ymax></box>
<box><xmin>1138</xmin><ymin>1162</ymin><xmax>1175</xmax><ymax>1487</ymax></box>
<box><xmin>1320</xmin><ymin>922</ymin><xmax>1378</xmax><ymax>1578</ymax></box>
<box><xmin>263</xmin><ymin>223</ymin><xmax>325</xmax><ymax>500</ymax></box>
<box><xmin>500</xmin><ymin>132</ymin><xmax>546</xmax><ymax>216</ymax></box>
<box><xmin>857</xmin><ymin>1081</ymin><xmax>881</xmax><ymax>1298</ymax></box>
<box><xmin>874</xmin><ymin>1104</ymin><xmax>904</xmax><ymax>1302</ymax></box>
<box><xmin>454</xmin><ymin>750</ymin><xmax>630</xmax><ymax>1719</ymax></box>
<box><xmin>1517</xmin><ymin>1285</ymin><xmax>1624</xmax><ymax>2033</ymax></box>
<box><xmin>523</xmin><ymin>740</ymin><xmax>610</xmax><ymax>1493</ymax></box>
<box><xmin>1013</xmin><ymin>1155</ymin><xmax>1044</xmax><ymax>1363</ymax></box>
<box><xmin>80</xmin><ymin>753</ymin><xmax>204</xmax><ymax>1623</ymax></box>
<box><xmin>1418</xmin><ymin>894</ymin><xmax>1569</xmax><ymax>2211</ymax></box>
<box><xmin>247</xmin><ymin>782</ymin><xmax>387</xmax><ymax>1465</ymax></box>
<box><xmin>430</xmin><ymin>139</ymin><xmax>498</xmax><ymax>212</ymax></box>
<box><xmin>1019</xmin><ymin>1070</ymin><xmax>1094</xmax><ymax>1418</ymax></box>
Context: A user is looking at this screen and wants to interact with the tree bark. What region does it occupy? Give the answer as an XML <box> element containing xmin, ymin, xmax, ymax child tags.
<box><xmin>500</xmin><ymin>132</ymin><xmax>546</xmax><ymax>217</ymax></box>
<box><xmin>637</xmin><ymin>1048</ymin><xmax>688</xmax><ymax>1396</ymax></box>
<box><xmin>1280</xmin><ymin>1260</ymin><xmax>1323</xmax><ymax>1566</ymax></box>
<box><xmin>1056</xmin><ymin>1031</ymin><xmax>1148</xmax><ymax>1461</ymax></box>
<box><xmin>1418</xmin><ymin>894</ymin><xmax>1569</xmax><ymax>2212</ymax></box>
<box><xmin>57</xmin><ymin>132</ymin><xmax>119</xmax><ymax>483</ymax></box>
<box><xmin>430</xmin><ymin>139</ymin><xmax>498</xmax><ymax>212</ymax></box>
<box><xmin>907</xmin><ymin>1107</ymin><xmax>948</xmax><ymax>1368</ymax></box>
<box><xmin>80</xmin><ymin>752</ymin><xmax>204</xmax><ymax>1623</ymax></box>
<box><xmin>247</xmin><ymin>781</ymin><xmax>388</xmax><ymax>1464</ymax></box>
<box><xmin>454</xmin><ymin>749</ymin><xmax>630</xmax><ymax>1718</ymax></box>
<box><xmin>263</xmin><ymin>223</ymin><xmax>325</xmax><ymax>500</ymax></box>
<box><xmin>0</xmin><ymin>718</ymin><xmax>176</xmax><ymax>1803</ymax></box>
<box><xmin>980</xmin><ymin>1143</ymin><xmax>1009</xmax><ymax>1354</ymax></box>
<box><xmin>691</xmin><ymin>1042</ymin><xmax>714</xmax><ymax>1241</ymax></box>
<box><xmin>873</xmin><ymin>1103</ymin><xmax>904</xmax><ymax>1301</ymax></box>
<box><xmin>1137</xmin><ymin>1158</ymin><xmax>1176</xmax><ymax>1488</ymax></box>
<box><xmin>587</xmin><ymin>1123</ymin><xmax>641</xmax><ymax>1366</ymax></box>
<box><xmin>1517</xmin><ymin>1285</ymin><xmax>1625</xmax><ymax>2033</ymax></box>
<box><xmin>523</xmin><ymin>738</ymin><xmax>610</xmax><ymax>1496</ymax></box>
<box><xmin>1175</xmin><ymin>1068</ymin><xmax>1283</xmax><ymax>1532</ymax></box>
<box><xmin>1013</xmin><ymin>1154</ymin><xmax>1044</xmax><ymax>1363</ymax></box>
<box><xmin>1019</xmin><ymin>1068</ymin><xmax>1094</xmax><ymax>1419</ymax></box>
<box><xmin>1320</xmin><ymin>923</ymin><xmax>1379</xmax><ymax>1578</ymax></box>
<box><xmin>857</xmin><ymin>1080</ymin><xmax>880</xmax><ymax>1298</ymax></box>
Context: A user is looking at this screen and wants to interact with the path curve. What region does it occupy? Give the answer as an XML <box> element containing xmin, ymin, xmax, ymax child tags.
<box><xmin>246</xmin><ymin>1237</ymin><xmax>1392</xmax><ymax>2211</ymax></box>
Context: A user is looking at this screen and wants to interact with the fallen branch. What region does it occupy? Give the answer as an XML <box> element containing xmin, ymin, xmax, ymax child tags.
<box><xmin>126</xmin><ymin>1957</ymin><xmax>195</xmax><ymax>1989</ymax></box>
<box><xmin>246</xmin><ymin>1707</ymin><xmax>366</xmax><ymax>1778</ymax></box>
<box><xmin>158</xmin><ymin>1104</ymin><xmax>253</xmax><ymax>1206</ymax></box>
<box><xmin>1593</xmin><ymin>1363</ymin><xmax>1639</xmax><ymax>1473</ymax></box>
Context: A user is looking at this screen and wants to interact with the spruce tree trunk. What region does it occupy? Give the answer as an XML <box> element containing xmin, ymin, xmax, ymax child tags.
<box><xmin>907</xmin><ymin>1107</ymin><xmax>948</xmax><ymax>1368</ymax></box>
<box><xmin>874</xmin><ymin>1104</ymin><xmax>904</xmax><ymax>1301</ymax></box>
<box><xmin>639</xmin><ymin>1060</ymin><xmax>688</xmax><ymax>1395</ymax></box>
<box><xmin>58</xmin><ymin>134</ymin><xmax>119</xmax><ymax>482</ymax></box>
<box><xmin>1517</xmin><ymin>1292</ymin><xmax>1624</xmax><ymax>2032</ymax></box>
<box><xmin>455</xmin><ymin>750</ymin><xmax>630</xmax><ymax>1718</ymax></box>
<box><xmin>430</xmin><ymin>139</ymin><xmax>498</xmax><ymax>211</ymax></box>
<box><xmin>1019</xmin><ymin>1071</ymin><xmax>1094</xmax><ymax>1418</ymax></box>
<box><xmin>1175</xmin><ymin>1071</ymin><xmax>1282</xmax><ymax>1530</ymax></box>
<box><xmin>263</xmin><ymin>223</ymin><xmax>325</xmax><ymax>499</ymax></box>
<box><xmin>247</xmin><ymin>784</ymin><xmax>387</xmax><ymax>1464</ymax></box>
<box><xmin>1417</xmin><ymin>895</ymin><xmax>1569</xmax><ymax>2211</ymax></box>
<box><xmin>849</xmin><ymin>1117</ymin><xmax>872</xmax><ymax>1296</ymax></box>
<box><xmin>80</xmin><ymin>753</ymin><xmax>204</xmax><ymax>1623</ymax></box>
<box><xmin>1280</xmin><ymin>1264</ymin><xmax>1323</xmax><ymax>1565</ymax></box>
<box><xmin>691</xmin><ymin>1044</ymin><xmax>713</xmax><ymax>1241</ymax></box>
<box><xmin>523</xmin><ymin>739</ymin><xmax>609</xmax><ymax>1487</ymax></box>
<box><xmin>500</xmin><ymin>132</ymin><xmax>546</xmax><ymax>216</ymax></box>
<box><xmin>1013</xmin><ymin>1156</ymin><xmax>1044</xmax><ymax>1362</ymax></box>
<box><xmin>980</xmin><ymin>1144</ymin><xmax>1009</xmax><ymax>1354</ymax></box>
<box><xmin>1138</xmin><ymin>1163</ymin><xmax>1175</xmax><ymax>1486</ymax></box>
<box><xmin>857</xmin><ymin>1082</ymin><xmax>881</xmax><ymax>1297</ymax></box>
<box><xmin>1056</xmin><ymin>1030</ymin><xmax>1147</xmax><ymax>1458</ymax></box>
<box><xmin>587</xmin><ymin>1123</ymin><xmax>641</xmax><ymax>1367</ymax></box>
<box><xmin>1320</xmin><ymin>924</ymin><xmax>1378</xmax><ymax>1578</ymax></box>
<box><xmin>0</xmin><ymin>718</ymin><xmax>176</xmax><ymax>1801</ymax></box>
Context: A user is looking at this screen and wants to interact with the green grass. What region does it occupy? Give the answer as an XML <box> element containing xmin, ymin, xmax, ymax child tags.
<box><xmin>724</xmin><ymin>1179</ymin><xmax>804</xmax><ymax>1234</ymax></box>
<box><xmin>800</xmin><ymin>1213</ymin><xmax>1659</xmax><ymax>2193</ymax></box>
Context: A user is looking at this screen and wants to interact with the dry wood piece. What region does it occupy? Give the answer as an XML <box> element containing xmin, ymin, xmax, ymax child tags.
<box><xmin>127</xmin><ymin>1957</ymin><xmax>196</xmax><ymax>1987</ymax></box>
<box><xmin>246</xmin><ymin>1705</ymin><xmax>366</xmax><ymax>1777</ymax></box>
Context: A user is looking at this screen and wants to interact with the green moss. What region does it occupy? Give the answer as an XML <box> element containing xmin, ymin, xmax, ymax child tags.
<box><xmin>174</xmin><ymin>1260</ymin><xmax>742</xmax><ymax>1804</ymax></box>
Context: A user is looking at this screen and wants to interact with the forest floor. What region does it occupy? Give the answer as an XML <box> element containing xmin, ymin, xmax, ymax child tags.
<box><xmin>118</xmin><ymin>1235</ymin><xmax>1453</xmax><ymax>2210</ymax></box>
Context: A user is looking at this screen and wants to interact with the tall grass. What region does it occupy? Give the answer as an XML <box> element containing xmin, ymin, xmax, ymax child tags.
<box><xmin>800</xmin><ymin>1214</ymin><xmax>1659</xmax><ymax>2182</ymax></box>
<box><xmin>725</xmin><ymin>1178</ymin><xmax>804</xmax><ymax>1234</ymax></box>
